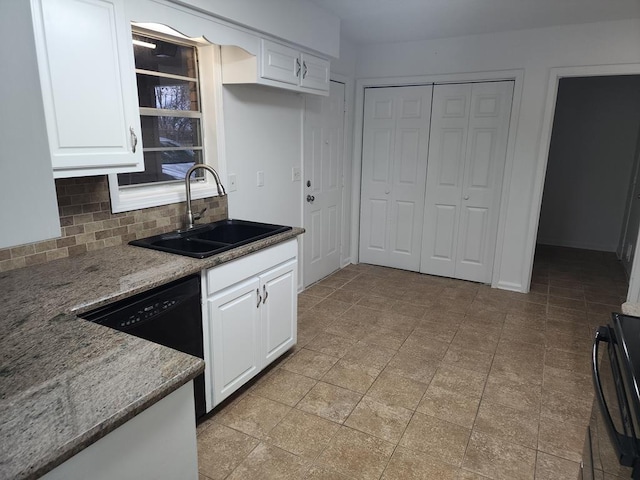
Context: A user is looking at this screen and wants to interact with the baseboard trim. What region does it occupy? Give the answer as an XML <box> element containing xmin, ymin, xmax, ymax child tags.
<box><xmin>494</xmin><ymin>280</ymin><xmax>525</xmax><ymax>293</ymax></box>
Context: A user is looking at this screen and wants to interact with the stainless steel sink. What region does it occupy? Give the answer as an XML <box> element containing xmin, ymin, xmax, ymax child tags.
<box><xmin>129</xmin><ymin>219</ymin><xmax>292</xmax><ymax>258</ymax></box>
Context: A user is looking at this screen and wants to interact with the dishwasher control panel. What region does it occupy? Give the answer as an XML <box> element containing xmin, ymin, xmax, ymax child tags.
<box><xmin>121</xmin><ymin>299</ymin><xmax>178</xmax><ymax>327</ymax></box>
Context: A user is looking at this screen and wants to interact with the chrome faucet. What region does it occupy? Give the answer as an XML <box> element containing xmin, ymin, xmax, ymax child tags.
<box><xmin>184</xmin><ymin>164</ymin><xmax>226</xmax><ymax>230</ymax></box>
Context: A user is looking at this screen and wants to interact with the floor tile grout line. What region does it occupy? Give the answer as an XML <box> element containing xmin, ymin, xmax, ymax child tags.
<box><xmin>201</xmin><ymin>250</ymin><xmax>626</xmax><ymax>479</ymax></box>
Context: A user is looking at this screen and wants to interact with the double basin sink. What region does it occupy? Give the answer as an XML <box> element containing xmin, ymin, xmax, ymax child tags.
<box><xmin>130</xmin><ymin>219</ymin><xmax>292</xmax><ymax>258</ymax></box>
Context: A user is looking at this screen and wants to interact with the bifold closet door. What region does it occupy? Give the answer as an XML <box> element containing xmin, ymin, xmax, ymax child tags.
<box><xmin>359</xmin><ymin>85</ymin><xmax>433</xmax><ymax>271</ymax></box>
<box><xmin>420</xmin><ymin>81</ymin><xmax>513</xmax><ymax>283</ymax></box>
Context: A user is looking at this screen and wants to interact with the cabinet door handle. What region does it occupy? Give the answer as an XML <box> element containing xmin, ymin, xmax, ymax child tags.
<box><xmin>256</xmin><ymin>288</ymin><xmax>262</xmax><ymax>308</ymax></box>
<box><xmin>296</xmin><ymin>58</ymin><xmax>301</xmax><ymax>78</ymax></box>
<box><xmin>302</xmin><ymin>61</ymin><xmax>308</xmax><ymax>79</ymax></box>
<box><xmin>130</xmin><ymin>127</ymin><xmax>138</xmax><ymax>153</ymax></box>
<box><xmin>263</xmin><ymin>285</ymin><xmax>268</xmax><ymax>304</ymax></box>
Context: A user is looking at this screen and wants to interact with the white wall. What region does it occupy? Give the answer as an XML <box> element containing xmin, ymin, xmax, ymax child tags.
<box><xmin>223</xmin><ymin>36</ymin><xmax>358</xmax><ymax>275</ymax></box>
<box><xmin>355</xmin><ymin>19</ymin><xmax>640</xmax><ymax>291</ymax></box>
<box><xmin>168</xmin><ymin>0</ymin><xmax>340</xmax><ymax>57</ymax></box>
<box><xmin>223</xmin><ymin>85</ymin><xmax>304</xmax><ymax>227</ymax></box>
<box><xmin>537</xmin><ymin>76</ymin><xmax>640</xmax><ymax>251</ymax></box>
<box><xmin>0</xmin><ymin>1</ymin><xmax>61</xmax><ymax>249</ymax></box>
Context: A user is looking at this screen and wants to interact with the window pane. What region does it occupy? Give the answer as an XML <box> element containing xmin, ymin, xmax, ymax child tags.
<box><xmin>133</xmin><ymin>34</ymin><xmax>197</xmax><ymax>78</ymax></box>
<box><xmin>136</xmin><ymin>74</ymin><xmax>199</xmax><ymax>111</ymax></box>
<box><xmin>140</xmin><ymin>116</ymin><xmax>201</xmax><ymax>148</ymax></box>
<box><xmin>118</xmin><ymin>150</ymin><xmax>203</xmax><ymax>186</ymax></box>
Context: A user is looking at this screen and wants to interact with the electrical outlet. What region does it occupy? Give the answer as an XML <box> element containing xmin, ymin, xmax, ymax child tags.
<box><xmin>227</xmin><ymin>173</ymin><xmax>237</xmax><ymax>192</ymax></box>
<box><xmin>257</xmin><ymin>171</ymin><xmax>264</xmax><ymax>187</ymax></box>
<box><xmin>292</xmin><ymin>167</ymin><xmax>301</xmax><ymax>182</ymax></box>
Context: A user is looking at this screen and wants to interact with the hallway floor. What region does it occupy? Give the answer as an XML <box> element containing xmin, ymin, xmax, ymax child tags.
<box><xmin>196</xmin><ymin>245</ymin><xmax>628</xmax><ymax>480</ymax></box>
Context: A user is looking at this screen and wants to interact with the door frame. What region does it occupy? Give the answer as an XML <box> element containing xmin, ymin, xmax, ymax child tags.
<box><xmin>300</xmin><ymin>74</ymin><xmax>354</xmax><ymax>290</ymax></box>
<box><xmin>529</xmin><ymin>63</ymin><xmax>640</xmax><ymax>301</ymax></box>
<box><xmin>350</xmin><ymin>69</ymin><xmax>524</xmax><ymax>287</ymax></box>
<box><xmin>618</xmin><ymin>129</ymin><xmax>640</xmax><ymax>276</ymax></box>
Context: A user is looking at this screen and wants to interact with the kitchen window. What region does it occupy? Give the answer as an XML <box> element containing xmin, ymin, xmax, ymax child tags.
<box><xmin>108</xmin><ymin>26</ymin><xmax>223</xmax><ymax>213</ymax></box>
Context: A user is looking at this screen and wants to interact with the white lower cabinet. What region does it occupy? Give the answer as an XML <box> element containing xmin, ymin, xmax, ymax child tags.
<box><xmin>204</xmin><ymin>240</ymin><xmax>298</xmax><ymax>408</ymax></box>
<box><xmin>208</xmin><ymin>276</ymin><xmax>262</xmax><ymax>404</ymax></box>
<box><xmin>260</xmin><ymin>260</ymin><xmax>297</xmax><ymax>364</ymax></box>
<box><xmin>42</xmin><ymin>382</ymin><xmax>198</xmax><ymax>480</ymax></box>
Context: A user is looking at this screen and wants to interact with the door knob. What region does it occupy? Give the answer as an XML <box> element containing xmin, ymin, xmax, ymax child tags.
<box><xmin>463</xmin><ymin>195</ymin><xmax>469</xmax><ymax>200</ymax></box>
<box><xmin>306</xmin><ymin>195</ymin><xmax>315</xmax><ymax>203</ymax></box>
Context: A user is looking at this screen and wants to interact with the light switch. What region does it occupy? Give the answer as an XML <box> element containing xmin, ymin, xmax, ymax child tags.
<box><xmin>227</xmin><ymin>173</ymin><xmax>237</xmax><ymax>192</ymax></box>
<box><xmin>292</xmin><ymin>167</ymin><xmax>301</xmax><ymax>182</ymax></box>
<box><xmin>257</xmin><ymin>171</ymin><xmax>264</xmax><ymax>187</ymax></box>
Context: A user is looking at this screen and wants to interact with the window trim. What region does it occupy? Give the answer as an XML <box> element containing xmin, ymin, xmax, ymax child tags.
<box><xmin>108</xmin><ymin>25</ymin><xmax>226</xmax><ymax>214</ymax></box>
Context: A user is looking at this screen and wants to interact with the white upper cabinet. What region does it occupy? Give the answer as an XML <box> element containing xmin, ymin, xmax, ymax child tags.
<box><xmin>261</xmin><ymin>40</ymin><xmax>330</xmax><ymax>94</ymax></box>
<box><xmin>261</xmin><ymin>40</ymin><xmax>301</xmax><ymax>86</ymax></box>
<box><xmin>31</xmin><ymin>0</ymin><xmax>143</xmax><ymax>178</ymax></box>
<box><xmin>299</xmin><ymin>52</ymin><xmax>330</xmax><ymax>92</ymax></box>
<box><xmin>221</xmin><ymin>39</ymin><xmax>330</xmax><ymax>95</ymax></box>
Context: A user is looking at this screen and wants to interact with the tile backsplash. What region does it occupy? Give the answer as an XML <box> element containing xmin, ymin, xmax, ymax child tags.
<box><xmin>0</xmin><ymin>176</ymin><xmax>227</xmax><ymax>272</ymax></box>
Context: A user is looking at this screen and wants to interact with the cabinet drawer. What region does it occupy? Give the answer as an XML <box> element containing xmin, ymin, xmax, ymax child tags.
<box><xmin>206</xmin><ymin>239</ymin><xmax>297</xmax><ymax>295</ymax></box>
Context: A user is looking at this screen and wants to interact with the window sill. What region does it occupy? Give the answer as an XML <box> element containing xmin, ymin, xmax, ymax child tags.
<box><xmin>107</xmin><ymin>174</ymin><xmax>219</xmax><ymax>213</ymax></box>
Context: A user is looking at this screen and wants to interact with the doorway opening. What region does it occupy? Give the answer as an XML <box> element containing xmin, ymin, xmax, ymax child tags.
<box><xmin>533</xmin><ymin>75</ymin><xmax>640</xmax><ymax>316</ymax></box>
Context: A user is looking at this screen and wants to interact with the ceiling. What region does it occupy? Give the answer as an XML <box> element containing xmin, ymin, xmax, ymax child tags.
<box><xmin>308</xmin><ymin>0</ymin><xmax>640</xmax><ymax>45</ymax></box>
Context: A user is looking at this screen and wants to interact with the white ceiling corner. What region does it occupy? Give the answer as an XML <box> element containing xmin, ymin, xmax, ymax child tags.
<box><xmin>308</xmin><ymin>0</ymin><xmax>640</xmax><ymax>45</ymax></box>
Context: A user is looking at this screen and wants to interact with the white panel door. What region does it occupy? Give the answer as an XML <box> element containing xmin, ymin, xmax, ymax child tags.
<box><xmin>420</xmin><ymin>84</ymin><xmax>470</xmax><ymax>277</ymax></box>
<box><xmin>303</xmin><ymin>81</ymin><xmax>345</xmax><ymax>286</ymax></box>
<box><xmin>359</xmin><ymin>85</ymin><xmax>433</xmax><ymax>271</ymax></box>
<box><xmin>421</xmin><ymin>81</ymin><xmax>513</xmax><ymax>283</ymax></box>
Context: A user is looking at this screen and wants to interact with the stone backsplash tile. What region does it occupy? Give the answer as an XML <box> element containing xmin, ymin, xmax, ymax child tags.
<box><xmin>0</xmin><ymin>176</ymin><xmax>228</xmax><ymax>273</ymax></box>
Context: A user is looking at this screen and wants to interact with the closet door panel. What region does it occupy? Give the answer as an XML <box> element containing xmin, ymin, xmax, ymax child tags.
<box><xmin>433</xmin><ymin>205</ymin><xmax>457</xmax><ymax>262</ymax></box>
<box><xmin>455</xmin><ymin>81</ymin><xmax>513</xmax><ymax>282</ymax></box>
<box><xmin>421</xmin><ymin>84</ymin><xmax>471</xmax><ymax>276</ymax></box>
<box><xmin>422</xmin><ymin>81</ymin><xmax>513</xmax><ymax>283</ymax></box>
<box><xmin>360</xmin><ymin>85</ymin><xmax>433</xmax><ymax>270</ymax></box>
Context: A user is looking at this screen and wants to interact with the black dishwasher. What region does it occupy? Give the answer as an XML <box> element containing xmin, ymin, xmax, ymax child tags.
<box><xmin>81</xmin><ymin>275</ymin><xmax>206</xmax><ymax>419</ymax></box>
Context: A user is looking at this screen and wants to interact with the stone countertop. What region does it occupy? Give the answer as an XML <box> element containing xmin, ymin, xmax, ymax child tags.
<box><xmin>622</xmin><ymin>302</ymin><xmax>640</xmax><ymax>317</ymax></box>
<box><xmin>0</xmin><ymin>227</ymin><xmax>303</xmax><ymax>480</ymax></box>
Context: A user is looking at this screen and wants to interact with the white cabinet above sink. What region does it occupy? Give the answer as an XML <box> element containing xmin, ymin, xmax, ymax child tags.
<box><xmin>221</xmin><ymin>39</ymin><xmax>330</xmax><ymax>96</ymax></box>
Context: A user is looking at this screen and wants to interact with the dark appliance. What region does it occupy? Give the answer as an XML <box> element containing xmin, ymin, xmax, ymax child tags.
<box><xmin>587</xmin><ymin>313</ymin><xmax>640</xmax><ymax>479</ymax></box>
<box><xmin>81</xmin><ymin>275</ymin><xmax>206</xmax><ymax>419</ymax></box>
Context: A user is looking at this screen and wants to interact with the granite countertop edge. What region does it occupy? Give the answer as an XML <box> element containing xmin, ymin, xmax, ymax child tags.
<box><xmin>28</xmin><ymin>356</ymin><xmax>205</xmax><ymax>480</ymax></box>
<box><xmin>72</xmin><ymin>227</ymin><xmax>304</xmax><ymax>314</ymax></box>
<box><xmin>1</xmin><ymin>226</ymin><xmax>304</xmax><ymax>480</ymax></box>
<box><xmin>622</xmin><ymin>302</ymin><xmax>640</xmax><ymax>317</ymax></box>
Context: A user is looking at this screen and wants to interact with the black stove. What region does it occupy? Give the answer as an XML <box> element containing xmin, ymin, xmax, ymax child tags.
<box><xmin>591</xmin><ymin>313</ymin><xmax>640</xmax><ymax>478</ymax></box>
<box><xmin>613</xmin><ymin>313</ymin><xmax>640</xmax><ymax>410</ymax></box>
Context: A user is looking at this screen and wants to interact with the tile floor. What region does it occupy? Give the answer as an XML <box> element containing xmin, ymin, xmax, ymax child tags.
<box><xmin>196</xmin><ymin>245</ymin><xmax>628</xmax><ymax>480</ymax></box>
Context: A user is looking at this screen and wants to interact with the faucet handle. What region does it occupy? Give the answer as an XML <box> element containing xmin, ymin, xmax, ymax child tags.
<box><xmin>193</xmin><ymin>207</ymin><xmax>207</xmax><ymax>221</ymax></box>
